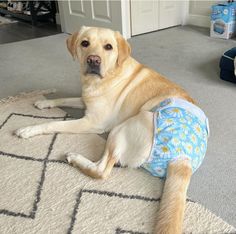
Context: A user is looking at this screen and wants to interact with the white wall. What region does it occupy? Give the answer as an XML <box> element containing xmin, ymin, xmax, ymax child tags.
<box><xmin>187</xmin><ymin>0</ymin><xmax>221</xmax><ymax>28</ymax></box>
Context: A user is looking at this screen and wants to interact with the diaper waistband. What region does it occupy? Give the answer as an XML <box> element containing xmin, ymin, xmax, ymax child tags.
<box><xmin>151</xmin><ymin>98</ymin><xmax>210</xmax><ymax>136</ymax></box>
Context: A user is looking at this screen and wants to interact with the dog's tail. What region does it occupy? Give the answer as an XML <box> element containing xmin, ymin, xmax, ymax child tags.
<box><xmin>155</xmin><ymin>159</ymin><xmax>192</xmax><ymax>234</ymax></box>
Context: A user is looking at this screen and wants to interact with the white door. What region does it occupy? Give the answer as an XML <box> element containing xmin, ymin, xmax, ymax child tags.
<box><xmin>58</xmin><ymin>0</ymin><xmax>123</xmax><ymax>34</ymax></box>
<box><xmin>130</xmin><ymin>0</ymin><xmax>159</xmax><ymax>36</ymax></box>
<box><xmin>131</xmin><ymin>0</ymin><xmax>183</xmax><ymax>36</ymax></box>
<box><xmin>159</xmin><ymin>1</ymin><xmax>182</xmax><ymax>30</ymax></box>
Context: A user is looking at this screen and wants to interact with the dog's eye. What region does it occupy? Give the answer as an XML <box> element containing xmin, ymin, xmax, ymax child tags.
<box><xmin>104</xmin><ymin>44</ymin><xmax>113</xmax><ymax>50</ymax></box>
<box><xmin>81</xmin><ymin>40</ymin><xmax>90</xmax><ymax>48</ymax></box>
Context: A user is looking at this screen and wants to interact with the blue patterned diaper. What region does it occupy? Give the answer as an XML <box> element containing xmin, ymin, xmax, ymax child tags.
<box><xmin>141</xmin><ymin>98</ymin><xmax>209</xmax><ymax>178</ymax></box>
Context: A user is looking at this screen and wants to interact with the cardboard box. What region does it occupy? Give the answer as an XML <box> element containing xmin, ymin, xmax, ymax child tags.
<box><xmin>211</xmin><ymin>2</ymin><xmax>236</xmax><ymax>39</ymax></box>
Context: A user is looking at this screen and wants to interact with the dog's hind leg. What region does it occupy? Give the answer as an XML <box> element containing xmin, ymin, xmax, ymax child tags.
<box><xmin>66</xmin><ymin>147</ymin><xmax>117</xmax><ymax>179</ymax></box>
<box><xmin>155</xmin><ymin>159</ymin><xmax>192</xmax><ymax>234</ymax></box>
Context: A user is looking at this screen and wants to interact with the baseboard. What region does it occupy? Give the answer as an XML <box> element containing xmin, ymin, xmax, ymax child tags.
<box><xmin>186</xmin><ymin>14</ymin><xmax>210</xmax><ymax>28</ymax></box>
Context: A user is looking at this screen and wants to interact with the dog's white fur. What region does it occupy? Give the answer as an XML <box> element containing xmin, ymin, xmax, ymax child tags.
<box><xmin>15</xmin><ymin>26</ymin><xmax>195</xmax><ymax>234</ymax></box>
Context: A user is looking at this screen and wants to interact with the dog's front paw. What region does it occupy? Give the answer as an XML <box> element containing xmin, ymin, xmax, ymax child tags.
<box><xmin>15</xmin><ymin>126</ymin><xmax>40</xmax><ymax>139</ymax></box>
<box><xmin>66</xmin><ymin>153</ymin><xmax>78</xmax><ymax>167</ymax></box>
<box><xmin>34</xmin><ymin>100</ymin><xmax>55</xmax><ymax>109</ymax></box>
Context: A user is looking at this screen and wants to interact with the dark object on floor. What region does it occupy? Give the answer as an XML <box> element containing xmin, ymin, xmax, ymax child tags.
<box><xmin>0</xmin><ymin>21</ymin><xmax>61</xmax><ymax>44</ymax></box>
<box><xmin>0</xmin><ymin>1</ymin><xmax>56</xmax><ymax>26</ymax></box>
<box><xmin>220</xmin><ymin>47</ymin><xmax>236</xmax><ymax>84</ymax></box>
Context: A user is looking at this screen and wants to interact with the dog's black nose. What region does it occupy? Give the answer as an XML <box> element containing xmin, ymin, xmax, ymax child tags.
<box><xmin>87</xmin><ymin>55</ymin><xmax>101</xmax><ymax>66</ymax></box>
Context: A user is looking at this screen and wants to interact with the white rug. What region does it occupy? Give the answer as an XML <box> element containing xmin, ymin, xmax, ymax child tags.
<box><xmin>0</xmin><ymin>90</ymin><xmax>235</xmax><ymax>234</ymax></box>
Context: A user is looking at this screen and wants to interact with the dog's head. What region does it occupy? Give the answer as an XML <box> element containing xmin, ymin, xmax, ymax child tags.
<box><xmin>66</xmin><ymin>26</ymin><xmax>131</xmax><ymax>78</ymax></box>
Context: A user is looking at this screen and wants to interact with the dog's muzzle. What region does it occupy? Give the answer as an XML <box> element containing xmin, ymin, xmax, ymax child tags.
<box><xmin>86</xmin><ymin>55</ymin><xmax>101</xmax><ymax>77</ymax></box>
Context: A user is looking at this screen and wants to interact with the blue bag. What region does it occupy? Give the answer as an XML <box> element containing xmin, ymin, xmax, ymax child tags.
<box><xmin>219</xmin><ymin>47</ymin><xmax>236</xmax><ymax>83</ymax></box>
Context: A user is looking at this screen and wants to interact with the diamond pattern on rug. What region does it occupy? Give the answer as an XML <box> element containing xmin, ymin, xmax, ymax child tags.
<box><xmin>0</xmin><ymin>113</ymin><xmax>65</xmax><ymax>159</ymax></box>
<box><xmin>0</xmin><ymin>156</ymin><xmax>42</xmax><ymax>215</ymax></box>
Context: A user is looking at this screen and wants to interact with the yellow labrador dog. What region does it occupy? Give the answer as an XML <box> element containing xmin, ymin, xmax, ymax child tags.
<box><xmin>16</xmin><ymin>26</ymin><xmax>209</xmax><ymax>234</ymax></box>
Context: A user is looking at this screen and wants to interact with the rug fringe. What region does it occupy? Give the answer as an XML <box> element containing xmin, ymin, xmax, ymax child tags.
<box><xmin>0</xmin><ymin>89</ymin><xmax>56</xmax><ymax>106</ymax></box>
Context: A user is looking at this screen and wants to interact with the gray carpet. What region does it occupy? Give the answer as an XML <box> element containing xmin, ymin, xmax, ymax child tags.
<box><xmin>0</xmin><ymin>25</ymin><xmax>236</xmax><ymax>227</ymax></box>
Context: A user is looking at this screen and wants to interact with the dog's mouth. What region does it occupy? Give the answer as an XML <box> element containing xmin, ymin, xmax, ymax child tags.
<box><xmin>85</xmin><ymin>67</ymin><xmax>102</xmax><ymax>78</ymax></box>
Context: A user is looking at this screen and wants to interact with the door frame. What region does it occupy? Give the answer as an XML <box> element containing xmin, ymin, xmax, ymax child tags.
<box><xmin>121</xmin><ymin>0</ymin><xmax>131</xmax><ymax>39</ymax></box>
<box><xmin>58</xmin><ymin>1</ymin><xmax>66</xmax><ymax>33</ymax></box>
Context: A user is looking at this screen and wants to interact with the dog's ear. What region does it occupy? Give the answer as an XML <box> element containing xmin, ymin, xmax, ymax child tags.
<box><xmin>66</xmin><ymin>26</ymin><xmax>90</xmax><ymax>60</ymax></box>
<box><xmin>115</xmin><ymin>31</ymin><xmax>131</xmax><ymax>66</ymax></box>
<box><xmin>66</xmin><ymin>31</ymin><xmax>80</xmax><ymax>60</ymax></box>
